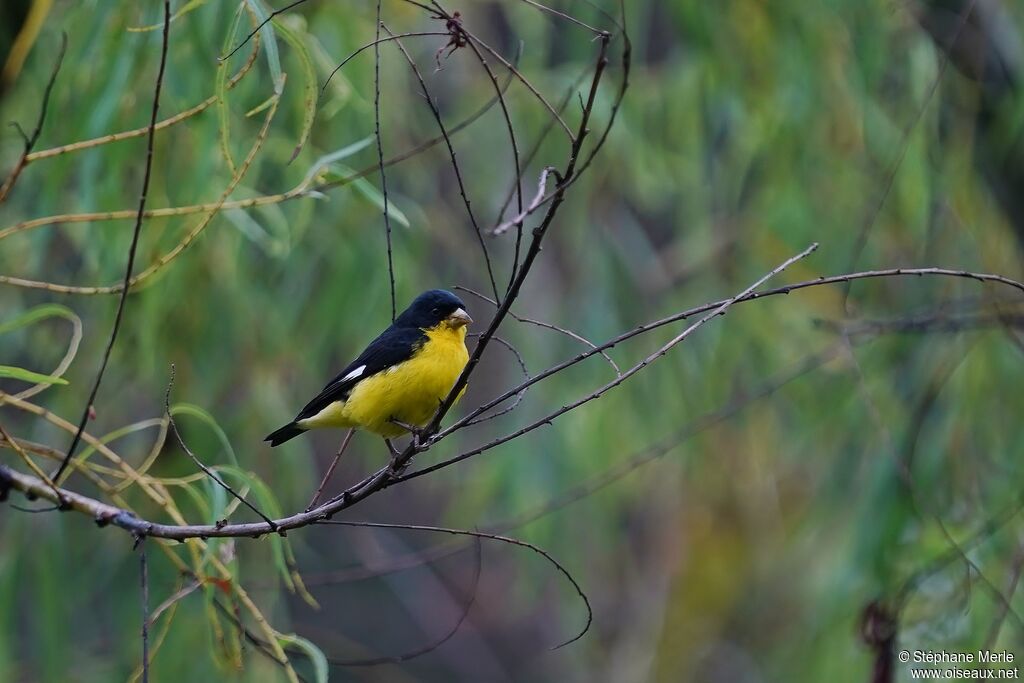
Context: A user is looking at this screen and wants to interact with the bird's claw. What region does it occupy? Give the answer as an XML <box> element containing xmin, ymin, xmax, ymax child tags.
<box><xmin>387</xmin><ymin>456</ymin><xmax>411</xmax><ymax>477</ymax></box>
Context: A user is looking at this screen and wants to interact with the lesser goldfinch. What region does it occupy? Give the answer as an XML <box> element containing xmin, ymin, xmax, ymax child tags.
<box><xmin>265</xmin><ymin>290</ymin><xmax>472</xmax><ymax>451</ymax></box>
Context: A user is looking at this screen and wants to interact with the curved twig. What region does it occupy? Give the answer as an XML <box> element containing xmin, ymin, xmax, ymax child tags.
<box><xmin>324</xmin><ymin>533</ymin><xmax>482</xmax><ymax>665</ymax></box>
<box><xmin>318</xmin><ymin>520</ymin><xmax>591</xmax><ymax>648</ymax></box>
<box><xmin>164</xmin><ymin>365</ymin><xmax>278</xmax><ymax>530</ymax></box>
<box><xmin>0</xmin><ymin>32</ymin><xmax>67</xmax><ymax>203</ymax></box>
<box><xmin>382</xmin><ymin>23</ymin><xmax>500</xmax><ymax>300</ymax></box>
<box><xmin>456</xmin><ymin>284</ymin><xmax>621</xmax><ymax>376</ymax></box>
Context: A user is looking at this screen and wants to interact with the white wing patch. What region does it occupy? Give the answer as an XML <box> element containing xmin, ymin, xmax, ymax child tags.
<box><xmin>341</xmin><ymin>365</ymin><xmax>366</xmax><ymax>382</ymax></box>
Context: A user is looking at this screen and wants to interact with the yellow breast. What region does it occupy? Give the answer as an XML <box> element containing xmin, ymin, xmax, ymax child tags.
<box><xmin>340</xmin><ymin>323</ymin><xmax>469</xmax><ymax>437</ymax></box>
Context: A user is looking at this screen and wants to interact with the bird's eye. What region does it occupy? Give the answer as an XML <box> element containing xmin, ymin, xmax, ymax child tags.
<box><xmin>432</xmin><ymin>307</ymin><xmax>440</xmax><ymax>315</ymax></box>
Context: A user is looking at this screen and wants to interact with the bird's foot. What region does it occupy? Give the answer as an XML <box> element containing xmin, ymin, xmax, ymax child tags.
<box><xmin>386</xmin><ymin>455</ymin><xmax>411</xmax><ymax>478</ymax></box>
<box><xmin>383</xmin><ymin>440</ymin><xmax>411</xmax><ymax>476</ymax></box>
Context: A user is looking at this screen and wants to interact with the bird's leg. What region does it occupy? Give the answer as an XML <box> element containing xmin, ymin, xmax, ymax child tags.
<box><xmin>389</xmin><ymin>418</ymin><xmax>426</xmax><ymax>444</ymax></box>
<box><xmin>305</xmin><ymin>429</ymin><xmax>354</xmax><ymax>512</ymax></box>
<box><xmin>384</xmin><ymin>438</ymin><xmax>411</xmax><ymax>476</ymax></box>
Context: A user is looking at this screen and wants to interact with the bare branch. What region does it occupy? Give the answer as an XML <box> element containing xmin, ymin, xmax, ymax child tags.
<box><xmin>375</xmin><ymin>4</ymin><xmax>396</xmax><ymax>320</ymax></box>
<box><xmin>220</xmin><ymin>0</ymin><xmax>308</xmax><ymax>62</ymax></box>
<box><xmin>842</xmin><ymin>0</ymin><xmax>979</xmax><ymax>304</ymax></box>
<box><xmin>0</xmin><ymin>32</ymin><xmax>67</xmax><ymax>202</ymax></box>
<box><xmin>321</xmin><ymin>32</ymin><xmax>448</xmax><ymax>93</ymax></box>
<box><xmin>405</xmin><ymin>243</ymin><xmax>819</xmax><ymax>479</ymax></box>
<box><xmin>382</xmin><ymin>24</ymin><xmax>501</xmax><ymax>301</ymax></box>
<box><xmin>324</xmin><ymin>534</ymin><xmax>481</xmax><ymax>665</ymax></box>
<box><xmin>456</xmin><ymin>284</ymin><xmax>621</xmax><ymax>376</ymax></box>
<box><xmin>139</xmin><ymin>541</ymin><xmax>150</xmax><ymax>683</ymax></box>
<box><xmin>442</xmin><ymin>266</ymin><xmax>1024</xmax><ymax>438</ymax></box>
<box><xmin>318</xmin><ymin>520</ymin><xmax>591</xmax><ymax>648</ymax></box>
<box><xmin>164</xmin><ymin>365</ymin><xmax>278</xmax><ymax>530</ymax></box>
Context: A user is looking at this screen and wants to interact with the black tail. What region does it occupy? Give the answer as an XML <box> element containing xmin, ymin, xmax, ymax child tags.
<box><xmin>265</xmin><ymin>422</ymin><xmax>305</xmax><ymax>447</ymax></box>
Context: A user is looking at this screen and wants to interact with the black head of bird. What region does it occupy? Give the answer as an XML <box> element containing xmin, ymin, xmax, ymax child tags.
<box><xmin>394</xmin><ymin>289</ymin><xmax>473</xmax><ymax>330</ymax></box>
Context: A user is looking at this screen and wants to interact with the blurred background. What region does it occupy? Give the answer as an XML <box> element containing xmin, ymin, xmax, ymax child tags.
<box><xmin>2</xmin><ymin>0</ymin><xmax>1024</xmax><ymax>681</ymax></box>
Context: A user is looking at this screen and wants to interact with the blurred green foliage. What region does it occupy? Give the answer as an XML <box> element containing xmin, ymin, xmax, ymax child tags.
<box><xmin>3</xmin><ymin>0</ymin><xmax>1024</xmax><ymax>681</ymax></box>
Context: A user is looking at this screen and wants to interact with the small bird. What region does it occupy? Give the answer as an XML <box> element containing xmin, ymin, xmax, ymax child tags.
<box><xmin>265</xmin><ymin>289</ymin><xmax>473</xmax><ymax>455</ymax></box>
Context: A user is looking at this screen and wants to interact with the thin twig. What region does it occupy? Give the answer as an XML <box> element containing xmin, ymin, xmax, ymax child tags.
<box><xmin>444</xmin><ymin>14</ymin><xmax>575</xmax><ymax>141</ymax></box>
<box><xmin>403</xmin><ymin>33</ymin><xmax>613</xmax><ymax>464</ymax></box>
<box><xmin>321</xmin><ymin>32</ymin><xmax>448</xmax><ymax>93</ymax></box>
<box><xmin>512</xmin><ymin>0</ymin><xmax>605</xmax><ymax>34</ymax></box>
<box><xmin>494</xmin><ymin>5</ymin><xmax>631</xmax><ymax>229</ymax></box>
<box><xmin>442</xmin><ymin>6</ymin><xmax>524</xmax><ymax>291</ymax></box>
<box><xmin>492</xmin><ymin>166</ymin><xmax>557</xmax><ymax>236</ymax></box>
<box><xmin>491</xmin><ymin>71</ymin><xmax>585</xmax><ymax>232</ymax></box>
<box><xmin>0</xmin><ymin>32</ymin><xmax>67</xmax><ymax>203</ymax></box>
<box><xmin>382</xmin><ymin>24</ymin><xmax>500</xmax><ymax>301</ymax></box>
<box><xmin>51</xmin><ymin>3</ymin><xmax>170</xmax><ymax>484</ymax></box>
<box><xmin>139</xmin><ymin>541</ymin><xmax>150</xmax><ymax>683</ymax></box>
<box><xmin>305</xmin><ymin>429</ymin><xmax>354</xmax><ymax>512</ymax></box>
<box><xmin>842</xmin><ymin>0</ymin><xmax>978</xmax><ymax>304</ymax></box>
<box><xmin>456</xmin><ymin>284</ymin><xmax>621</xmax><ymax>376</ymax></box>
<box><xmin>220</xmin><ymin>0</ymin><xmax>308</xmax><ymax>61</ymax></box>
<box><xmin>460</xmin><ymin>333</ymin><xmax>530</xmax><ymax>426</ymax></box>
<box><xmin>441</xmin><ymin>266</ymin><xmax>1024</xmax><ymax>439</ymax></box>
<box><xmin>373</xmin><ymin>6</ymin><xmax>397</xmax><ymax>320</ymax></box>
<box><xmin>164</xmin><ymin>365</ymin><xmax>278</xmax><ymax>531</ymax></box>
<box><xmin>405</xmin><ymin>243</ymin><xmax>820</xmax><ymax>479</ymax></box>
<box><xmin>326</xmin><ymin>535</ymin><xmax>482</xmax><ymax>665</ymax></box>
<box><xmin>319</xmin><ymin>520</ymin><xmax>591</xmax><ymax>648</ymax></box>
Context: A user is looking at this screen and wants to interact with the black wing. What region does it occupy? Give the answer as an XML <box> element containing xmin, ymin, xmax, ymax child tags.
<box><xmin>293</xmin><ymin>325</ymin><xmax>426</xmax><ymax>421</ymax></box>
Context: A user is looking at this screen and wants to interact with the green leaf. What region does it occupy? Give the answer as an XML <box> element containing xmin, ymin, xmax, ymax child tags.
<box><xmin>351</xmin><ymin>174</ymin><xmax>411</xmax><ymax>228</ymax></box>
<box><xmin>0</xmin><ymin>304</ymin><xmax>77</xmax><ymax>336</ymax></box>
<box><xmin>225</xmin><ymin>208</ymin><xmax>287</xmax><ymax>257</ymax></box>
<box><xmin>169</xmin><ymin>403</ymin><xmax>239</xmax><ymax>466</ymax></box>
<box><xmin>278</xmin><ymin>633</ymin><xmax>328</xmax><ymax>683</ymax></box>
<box><xmin>245</xmin><ymin>0</ymin><xmax>284</xmax><ymax>93</ymax></box>
<box><xmin>216</xmin><ymin>3</ymin><xmax>245</xmax><ymax>175</ymax></box>
<box><xmin>298</xmin><ymin>136</ymin><xmax>373</xmax><ymax>190</ymax></box>
<box><xmin>0</xmin><ymin>366</ymin><xmax>68</xmax><ymax>386</ymax></box>
<box><xmin>272</xmin><ymin>17</ymin><xmax>319</xmax><ymax>162</ymax></box>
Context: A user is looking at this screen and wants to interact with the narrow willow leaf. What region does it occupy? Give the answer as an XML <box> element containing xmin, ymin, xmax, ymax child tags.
<box><xmin>0</xmin><ymin>304</ymin><xmax>77</xmax><ymax>335</ymax></box>
<box><xmin>298</xmin><ymin>136</ymin><xmax>373</xmax><ymax>190</ymax></box>
<box><xmin>216</xmin><ymin>3</ymin><xmax>245</xmax><ymax>176</ymax></box>
<box><xmin>214</xmin><ymin>465</ymin><xmax>297</xmax><ymax>595</ymax></box>
<box><xmin>272</xmin><ymin>18</ymin><xmax>319</xmax><ymax>162</ymax></box>
<box><xmin>0</xmin><ymin>366</ymin><xmax>68</xmax><ymax>385</ymax></box>
<box><xmin>225</xmin><ymin>208</ymin><xmax>287</xmax><ymax>257</ymax></box>
<box><xmin>351</xmin><ymin>173</ymin><xmax>411</xmax><ymax>228</ymax></box>
<box><xmin>245</xmin><ymin>0</ymin><xmax>284</xmax><ymax>93</ymax></box>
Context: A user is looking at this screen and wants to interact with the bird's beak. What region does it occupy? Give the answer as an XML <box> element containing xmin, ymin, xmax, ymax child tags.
<box><xmin>448</xmin><ymin>308</ymin><xmax>473</xmax><ymax>327</ymax></box>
